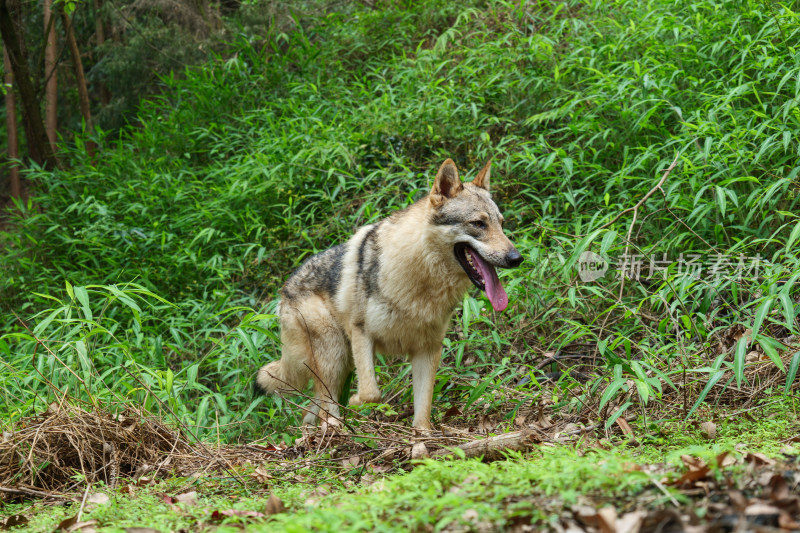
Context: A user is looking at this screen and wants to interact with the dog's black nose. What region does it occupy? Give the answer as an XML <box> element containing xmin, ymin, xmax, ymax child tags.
<box><xmin>506</xmin><ymin>249</ymin><xmax>523</xmax><ymax>268</ymax></box>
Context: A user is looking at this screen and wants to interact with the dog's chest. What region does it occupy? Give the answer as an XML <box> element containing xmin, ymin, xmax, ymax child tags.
<box><xmin>363</xmin><ymin>289</ymin><xmax>462</xmax><ymax>356</ymax></box>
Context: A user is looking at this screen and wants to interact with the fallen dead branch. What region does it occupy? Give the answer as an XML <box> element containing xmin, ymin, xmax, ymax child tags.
<box><xmin>430</xmin><ymin>428</ymin><xmax>541</xmax><ymax>460</ymax></box>
<box><xmin>428</xmin><ymin>415</ymin><xmax>640</xmax><ymax>460</ymax></box>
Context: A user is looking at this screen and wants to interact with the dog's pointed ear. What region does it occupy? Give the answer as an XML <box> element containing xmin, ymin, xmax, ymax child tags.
<box><xmin>472</xmin><ymin>159</ymin><xmax>491</xmax><ymax>192</ymax></box>
<box><xmin>431</xmin><ymin>159</ymin><xmax>462</xmax><ymax>207</ymax></box>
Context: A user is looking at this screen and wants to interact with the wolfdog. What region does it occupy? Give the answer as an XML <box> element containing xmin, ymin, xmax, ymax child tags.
<box><xmin>255</xmin><ymin>159</ymin><xmax>522</xmax><ymax>429</ymax></box>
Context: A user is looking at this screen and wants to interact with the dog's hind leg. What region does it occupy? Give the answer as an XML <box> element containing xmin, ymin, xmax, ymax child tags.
<box><xmin>308</xmin><ymin>327</ymin><xmax>352</xmax><ymax>425</ymax></box>
<box><xmin>282</xmin><ymin>296</ymin><xmax>352</xmax><ymax>425</ymax></box>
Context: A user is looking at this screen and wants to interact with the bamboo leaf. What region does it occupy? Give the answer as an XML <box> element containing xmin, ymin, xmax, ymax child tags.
<box><xmin>605</xmin><ymin>401</ymin><xmax>632</xmax><ymax>429</ymax></box>
<box><xmin>734</xmin><ymin>336</ymin><xmax>747</xmax><ymax>387</ymax></box>
<box><xmin>686</xmin><ymin>370</ymin><xmax>725</xmax><ymax>420</ymax></box>
<box><xmin>785</xmin><ymin>351</ymin><xmax>800</xmax><ymax>396</ymax></box>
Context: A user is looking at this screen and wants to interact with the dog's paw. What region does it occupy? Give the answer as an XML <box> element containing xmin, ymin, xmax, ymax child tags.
<box><xmin>412</xmin><ymin>418</ymin><xmax>434</xmax><ymax>432</ymax></box>
<box><xmin>320</xmin><ymin>416</ymin><xmax>341</xmax><ymax>433</ymax></box>
<box><xmin>348</xmin><ymin>393</ymin><xmax>364</xmax><ymax>406</ymax></box>
<box><xmin>302</xmin><ymin>410</ymin><xmax>318</xmax><ymax>427</ymax></box>
<box><xmin>349</xmin><ymin>390</ymin><xmax>381</xmax><ymax>406</ymax></box>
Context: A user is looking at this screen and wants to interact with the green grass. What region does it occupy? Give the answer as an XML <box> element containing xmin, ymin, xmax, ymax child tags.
<box><xmin>4</xmin><ymin>403</ymin><xmax>797</xmax><ymax>532</ymax></box>
<box><xmin>2</xmin><ymin>0</ymin><xmax>800</xmax><ymax>450</ymax></box>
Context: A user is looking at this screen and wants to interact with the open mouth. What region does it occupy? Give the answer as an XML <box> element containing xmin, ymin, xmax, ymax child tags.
<box><xmin>454</xmin><ymin>243</ymin><xmax>509</xmax><ymax>312</ymax></box>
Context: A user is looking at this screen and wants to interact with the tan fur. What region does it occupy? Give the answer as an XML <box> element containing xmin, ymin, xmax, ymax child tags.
<box><xmin>256</xmin><ymin>159</ymin><xmax>521</xmax><ymax>429</ymax></box>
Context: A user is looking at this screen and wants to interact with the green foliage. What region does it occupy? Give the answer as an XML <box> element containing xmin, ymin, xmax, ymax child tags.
<box><xmin>0</xmin><ymin>282</ymin><xmax>280</xmax><ymax>440</ymax></box>
<box><xmin>3</xmin><ymin>0</ymin><xmax>800</xmax><ymax>440</ymax></box>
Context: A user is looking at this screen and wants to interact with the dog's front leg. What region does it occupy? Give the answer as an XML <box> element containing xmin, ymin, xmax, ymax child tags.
<box><xmin>410</xmin><ymin>347</ymin><xmax>442</xmax><ymax>429</ymax></box>
<box><xmin>349</xmin><ymin>328</ymin><xmax>382</xmax><ymax>406</ymax></box>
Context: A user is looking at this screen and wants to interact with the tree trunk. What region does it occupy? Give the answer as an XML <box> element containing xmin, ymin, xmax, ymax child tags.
<box><xmin>60</xmin><ymin>4</ymin><xmax>94</xmax><ymax>158</ymax></box>
<box><xmin>43</xmin><ymin>0</ymin><xmax>57</xmax><ymax>151</ymax></box>
<box><xmin>3</xmin><ymin>46</ymin><xmax>20</xmax><ymax>199</ymax></box>
<box><xmin>0</xmin><ymin>0</ymin><xmax>57</xmax><ymax>169</ymax></box>
<box><xmin>92</xmin><ymin>0</ymin><xmax>109</xmax><ymax>105</ymax></box>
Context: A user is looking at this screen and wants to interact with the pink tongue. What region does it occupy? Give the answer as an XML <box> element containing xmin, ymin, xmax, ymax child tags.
<box><xmin>470</xmin><ymin>250</ymin><xmax>508</xmax><ymax>312</ymax></box>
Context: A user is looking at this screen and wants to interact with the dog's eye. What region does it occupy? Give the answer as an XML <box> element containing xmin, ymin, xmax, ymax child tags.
<box><xmin>470</xmin><ymin>220</ymin><xmax>487</xmax><ymax>230</ymax></box>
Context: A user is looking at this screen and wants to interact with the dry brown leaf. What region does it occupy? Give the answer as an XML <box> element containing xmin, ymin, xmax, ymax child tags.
<box><xmin>615</xmin><ymin>417</ymin><xmax>633</xmax><ymax>436</ymax></box>
<box><xmin>574</xmin><ymin>506</ymin><xmax>618</xmax><ymax>533</ymax></box>
<box><xmin>55</xmin><ymin>514</ymin><xmax>78</xmax><ymax>532</ymax></box>
<box><xmin>745</xmin><ymin>452</ymin><xmax>776</xmax><ymax>466</ymax></box>
<box><xmin>671</xmin><ymin>455</ymin><xmax>710</xmax><ymax>486</ymax></box>
<box><xmin>738</xmin><ymin>328</ymin><xmax>753</xmax><ymax>344</ymax></box>
<box><xmin>621</xmin><ymin>462</ymin><xmax>642</xmax><ymax>473</ymax></box>
<box><xmin>478</xmin><ymin>414</ymin><xmax>496</xmax><ymax>433</ymax></box>
<box><xmin>173</xmin><ymin>491</ymin><xmax>198</xmax><ymax>506</ymax></box>
<box><xmin>744</xmin><ymin>502</ymin><xmax>781</xmax><ymax>526</ymax></box>
<box><xmin>1</xmin><ymin>515</ymin><xmax>29</xmax><ymax>529</ymax></box>
<box><xmin>640</xmin><ymin>510</ymin><xmax>682</xmax><ymax>533</ymax></box>
<box><xmin>728</xmin><ymin>490</ymin><xmax>748</xmax><ymax>510</ymax></box>
<box><xmin>514</xmin><ymin>414</ymin><xmax>527</xmax><ymax>427</ymax></box>
<box><xmin>368</xmin><ymin>463</ymin><xmax>391</xmax><ymax>474</ymax></box>
<box><xmin>536</xmin><ymin>404</ymin><xmax>553</xmax><ymax>427</ymax></box>
<box><xmin>681</xmin><ymin>455</ymin><xmax>707</xmax><ymax>471</ymax></box>
<box><xmin>596</xmin><ymin>506</ymin><xmax>618</xmax><ymax>533</ymax></box>
<box><xmin>714</xmin><ymin>451</ymin><xmax>730</xmax><ymax>468</ymax></box>
<box><xmin>264</xmin><ymin>493</ymin><xmax>285</xmax><ymax>515</ymax></box>
<box><xmin>768</xmin><ymin>474</ymin><xmax>789</xmax><ymax>500</ymax></box>
<box><xmin>616</xmin><ymin>510</ymin><xmax>645</xmax><ymax>533</ymax></box>
<box><xmin>757</xmin><ymin>470</ymin><xmax>775</xmax><ymax>486</ymax></box>
<box><xmin>210</xmin><ymin>509</ymin><xmax>267</xmax><ymax>523</ymax></box>
<box><xmin>572</xmin><ymin>504</ymin><xmax>598</xmax><ymax>526</ymax></box>
<box><xmin>443</xmin><ymin>405</ymin><xmax>462</xmax><ymax>421</ymax></box>
<box><xmin>779</xmin><ymin>511</ymin><xmax>800</xmax><ymax>530</ymax></box>
<box><xmin>341</xmin><ymin>455</ymin><xmax>361</xmax><ymax>467</ymax></box>
<box><xmin>251</xmin><ymin>465</ymin><xmax>270</xmax><ymax>484</ymax></box>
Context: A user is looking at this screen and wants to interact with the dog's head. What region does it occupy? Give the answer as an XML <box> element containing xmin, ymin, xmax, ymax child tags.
<box><xmin>429</xmin><ymin>159</ymin><xmax>523</xmax><ymax>312</ymax></box>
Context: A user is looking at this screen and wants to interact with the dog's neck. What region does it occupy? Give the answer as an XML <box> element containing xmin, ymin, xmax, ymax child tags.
<box><xmin>376</xmin><ymin>201</ymin><xmax>472</xmax><ymax>322</ymax></box>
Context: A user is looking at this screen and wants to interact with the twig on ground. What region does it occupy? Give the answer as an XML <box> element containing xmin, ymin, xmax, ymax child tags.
<box><xmin>0</xmin><ymin>486</ymin><xmax>67</xmax><ymax>500</ymax></box>
<box><xmin>430</xmin><ymin>428</ymin><xmax>542</xmax><ymax>459</ymax></box>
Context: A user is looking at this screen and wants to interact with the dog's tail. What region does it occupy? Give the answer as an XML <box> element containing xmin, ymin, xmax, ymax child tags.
<box><xmin>255</xmin><ymin>359</ymin><xmax>307</xmax><ymax>395</ymax></box>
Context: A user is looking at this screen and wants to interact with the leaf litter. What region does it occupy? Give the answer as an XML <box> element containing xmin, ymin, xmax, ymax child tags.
<box><xmin>1</xmin><ymin>385</ymin><xmax>799</xmax><ymax>531</ymax></box>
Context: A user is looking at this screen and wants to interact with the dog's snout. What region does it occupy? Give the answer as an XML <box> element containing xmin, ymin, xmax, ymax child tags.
<box><xmin>506</xmin><ymin>249</ymin><xmax>523</xmax><ymax>268</ymax></box>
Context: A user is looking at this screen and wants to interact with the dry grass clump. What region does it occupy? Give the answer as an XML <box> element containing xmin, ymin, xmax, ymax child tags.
<box><xmin>0</xmin><ymin>401</ymin><xmax>196</xmax><ymax>501</ymax></box>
